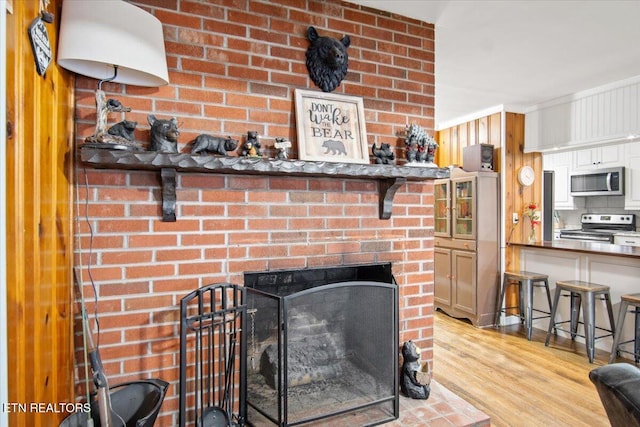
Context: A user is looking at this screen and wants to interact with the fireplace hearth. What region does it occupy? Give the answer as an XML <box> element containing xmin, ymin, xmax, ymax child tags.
<box><xmin>244</xmin><ymin>263</ymin><xmax>399</xmax><ymax>426</ymax></box>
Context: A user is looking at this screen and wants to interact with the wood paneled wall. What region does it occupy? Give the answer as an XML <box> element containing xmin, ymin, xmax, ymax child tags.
<box><xmin>435</xmin><ymin>111</ymin><xmax>543</xmax><ymax>275</ymax></box>
<box><xmin>503</xmin><ymin>112</ymin><xmax>543</xmax><ymax>272</ymax></box>
<box><xmin>435</xmin><ymin>113</ymin><xmax>502</xmax><ymax>169</ymax></box>
<box><xmin>5</xmin><ymin>0</ymin><xmax>75</xmax><ymax>425</ymax></box>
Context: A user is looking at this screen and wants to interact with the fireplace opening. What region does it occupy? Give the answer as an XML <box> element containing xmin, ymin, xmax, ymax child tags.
<box><xmin>244</xmin><ymin>263</ymin><xmax>399</xmax><ymax>426</ymax></box>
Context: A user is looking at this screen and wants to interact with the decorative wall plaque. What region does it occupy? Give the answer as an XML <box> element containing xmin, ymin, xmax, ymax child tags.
<box><xmin>294</xmin><ymin>89</ymin><xmax>369</xmax><ymax>164</ymax></box>
<box><xmin>28</xmin><ymin>16</ymin><xmax>52</xmax><ymax>76</ymax></box>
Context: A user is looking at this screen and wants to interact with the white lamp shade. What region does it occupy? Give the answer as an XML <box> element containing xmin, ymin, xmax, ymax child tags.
<box><xmin>57</xmin><ymin>0</ymin><xmax>169</xmax><ymax>87</ymax></box>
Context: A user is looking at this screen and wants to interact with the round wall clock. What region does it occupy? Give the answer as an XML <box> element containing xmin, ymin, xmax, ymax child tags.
<box><xmin>518</xmin><ymin>166</ymin><xmax>535</xmax><ymax>187</ymax></box>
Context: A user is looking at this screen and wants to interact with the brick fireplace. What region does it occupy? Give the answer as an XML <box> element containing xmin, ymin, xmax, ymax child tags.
<box><xmin>73</xmin><ymin>1</ymin><xmax>436</xmax><ymax>424</ymax></box>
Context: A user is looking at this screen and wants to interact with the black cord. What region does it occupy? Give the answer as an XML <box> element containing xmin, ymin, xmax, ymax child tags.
<box><xmin>82</xmin><ymin>168</ymin><xmax>100</xmax><ymax>348</ymax></box>
<box><xmin>98</xmin><ymin>65</ymin><xmax>119</xmax><ymax>91</ymax></box>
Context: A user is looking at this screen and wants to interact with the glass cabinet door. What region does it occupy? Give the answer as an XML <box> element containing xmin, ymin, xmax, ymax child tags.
<box><xmin>452</xmin><ymin>177</ymin><xmax>476</xmax><ymax>239</ymax></box>
<box><xmin>434</xmin><ymin>179</ymin><xmax>450</xmax><ymax>236</ymax></box>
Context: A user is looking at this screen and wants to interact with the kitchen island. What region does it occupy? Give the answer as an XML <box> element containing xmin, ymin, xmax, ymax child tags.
<box><xmin>508</xmin><ymin>240</ymin><xmax>640</xmax><ymax>356</ymax></box>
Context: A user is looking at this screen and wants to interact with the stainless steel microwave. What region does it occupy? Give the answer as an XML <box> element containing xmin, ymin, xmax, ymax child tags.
<box><xmin>570</xmin><ymin>167</ymin><xmax>624</xmax><ymax>196</ymax></box>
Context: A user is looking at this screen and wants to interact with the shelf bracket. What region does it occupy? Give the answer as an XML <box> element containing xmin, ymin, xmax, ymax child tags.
<box><xmin>161</xmin><ymin>168</ymin><xmax>177</xmax><ymax>222</ymax></box>
<box><xmin>379</xmin><ymin>177</ymin><xmax>406</xmax><ymax>220</ymax></box>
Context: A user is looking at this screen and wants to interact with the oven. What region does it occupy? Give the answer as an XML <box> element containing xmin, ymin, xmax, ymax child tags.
<box><xmin>559</xmin><ymin>214</ymin><xmax>635</xmax><ymax>243</ymax></box>
<box><xmin>558</xmin><ymin>229</ymin><xmax>616</xmax><ymax>243</ymax></box>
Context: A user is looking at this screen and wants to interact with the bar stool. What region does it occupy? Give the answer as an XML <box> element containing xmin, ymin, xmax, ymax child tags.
<box><xmin>609</xmin><ymin>293</ymin><xmax>640</xmax><ymax>364</ymax></box>
<box><xmin>495</xmin><ymin>271</ymin><xmax>553</xmax><ymax>340</ymax></box>
<box><xmin>545</xmin><ymin>280</ymin><xmax>616</xmax><ymax>363</ymax></box>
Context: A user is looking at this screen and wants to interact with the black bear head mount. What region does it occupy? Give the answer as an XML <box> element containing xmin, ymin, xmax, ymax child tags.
<box><xmin>305</xmin><ymin>26</ymin><xmax>351</xmax><ymax>93</ymax></box>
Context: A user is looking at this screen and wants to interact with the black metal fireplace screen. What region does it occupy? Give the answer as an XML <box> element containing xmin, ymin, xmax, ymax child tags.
<box><xmin>244</xmin><ymin>263</ymin><xmax>399</xmax><ymax>427</ymax></box>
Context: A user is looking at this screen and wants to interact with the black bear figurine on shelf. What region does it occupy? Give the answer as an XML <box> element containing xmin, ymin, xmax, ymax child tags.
<box><xmin>372</xmin><ymin>143</ymin><xmax>396</xmax><ymax>165</ymax></box>
<box><xmin>107</xmin><ymin>120</ymin><xmax>137</xmax><ymax>142</ymax></box>
<box><xmin>148</xmin><ymin>115</ymin><xmax>179</xmax><ymax>153</ymax></box>
<box><xmin>190</xmin><ymin>134</ymin><xmax>238</xmax><ymax>156</ymax></box>
<box><xmin>240</xmin><ymin>131</ymin><xmax>263</xmax><ymax>157</ymax></box>
<box><xmin>305</xmin><ymin>26</ymin><xmax>350</xmax><ymax>93</ymax></box>
<box><xmin>400</xmin><ymin>340</ymin><xmax>431</xmax><ymax>400</ymax></box>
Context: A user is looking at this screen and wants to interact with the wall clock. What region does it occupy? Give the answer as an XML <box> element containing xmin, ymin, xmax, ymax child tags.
<box><xmin>518</xmin><ymin>166</ymin><xmax>535</xmax><ymax>187</ymax></box>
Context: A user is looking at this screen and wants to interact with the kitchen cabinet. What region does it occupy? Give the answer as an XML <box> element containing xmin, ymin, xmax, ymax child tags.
<box><xmin>543</xmin><ymin>151</ymin><xmax>583</xmax><ymax>210</ymax></box>
<box><xmin>434</xmin><ymin>169</ymin><xmax>499</xmax><ymax>327</ymax></box>
<box><xmin>614</xmin><ymin>233</ymin><xmax>640</xmax><ymax>247</ymax></box>
<box><xmin>624</xmin><ymin>142</ymin><xmax>640</xmax><ymax>209</ymax></box>
<box><xmin>524</xmin><ymin>102</ymin><xmax>571</xmax><ymax>152</ymax></box>
<box><xmin>572</xmin><ymin>144</ymin><xmax>624</xmax><ymax>170</ymax></box>
<box><xmin>525</xmin><ymin>76</ymin><xmax>640</xmax><ymax>153</ymax></box>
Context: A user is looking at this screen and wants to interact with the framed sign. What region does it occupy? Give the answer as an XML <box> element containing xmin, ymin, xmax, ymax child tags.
<box><xmin>294</xmin><ymin>89</ymin><xmax>369</xmax><ymax>164</ymax></box>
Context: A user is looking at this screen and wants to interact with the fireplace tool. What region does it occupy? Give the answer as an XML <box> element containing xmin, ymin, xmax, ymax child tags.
<box><xmin>62</xmin><ymin>273</ymin><xmax>169</xmax><ymax>427</ymax></box>
<box><xmin>179</xmin><ymin>283</ymin><xmax>247</xmax><ymax>427</ymax></box>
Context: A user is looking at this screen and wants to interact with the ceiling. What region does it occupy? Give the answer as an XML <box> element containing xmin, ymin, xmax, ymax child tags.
<box><xmin>349</xmin><ymin>0</ymin><xmax>640</xmax><ymax>128</ymax></box>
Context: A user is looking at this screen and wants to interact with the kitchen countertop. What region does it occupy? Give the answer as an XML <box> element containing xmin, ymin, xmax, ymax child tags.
<box><xmin>511</xmin><ymin>240</ymin><xmax>640</xmax><ymax>258</ymax></box>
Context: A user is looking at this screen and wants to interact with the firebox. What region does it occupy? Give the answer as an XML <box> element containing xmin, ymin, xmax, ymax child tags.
<box><xmin>244</xmin><ymin>263</ymin><xmax>399</xmax><ymax>426</ymax></box>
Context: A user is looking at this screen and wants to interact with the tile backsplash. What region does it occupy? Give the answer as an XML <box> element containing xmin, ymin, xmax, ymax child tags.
<box><xmin>555</xmin><ymin>195</ymin><xmax>640</xmax><ymax>230</ymax></box>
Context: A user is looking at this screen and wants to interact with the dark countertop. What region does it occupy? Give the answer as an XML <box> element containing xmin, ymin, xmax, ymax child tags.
<box><xmin>511</xmin><ymin>240</ymin><xmax>640</xmax><ymax>259</ymax></box>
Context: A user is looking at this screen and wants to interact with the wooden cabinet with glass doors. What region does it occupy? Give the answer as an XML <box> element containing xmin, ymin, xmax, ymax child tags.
<box><xmin>434</xmin><ymin>169</ymin><xmax>500</xmax><ymax>327</ymax></box>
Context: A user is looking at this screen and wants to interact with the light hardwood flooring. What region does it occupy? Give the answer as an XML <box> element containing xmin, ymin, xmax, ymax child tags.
<box><xmin>432</xmin><ymin>310</ymin><xmax>622</xmax><ymax>427</ymax></box>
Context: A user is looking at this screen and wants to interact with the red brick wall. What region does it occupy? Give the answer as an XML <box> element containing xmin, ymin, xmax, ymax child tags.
<box><xmin>73</xmin><ymin>1</ymin><xmax>435</xmax><ymax>424</ymax></box>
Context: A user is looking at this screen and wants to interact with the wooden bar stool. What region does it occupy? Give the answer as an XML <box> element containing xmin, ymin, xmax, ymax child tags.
<box><xmin>495</xmin><ymin>271</ymin><xmax>553</xmax><ymax>340</ymax></box>
<box><xmin>609</xmin><ymin>293</ymin><xmax>640</xmax><ymax>364</ymax></box>
<box><xmin>545</xmin><ymin>280</ymin><xmax>616</xmax><ymax>363</ymax></box>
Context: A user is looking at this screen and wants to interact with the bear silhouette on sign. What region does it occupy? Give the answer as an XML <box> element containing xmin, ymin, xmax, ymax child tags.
<box><xmin>305</xmin><ymin>26</ymin><xmax>350</xmax><ymax>93</ymax></box>
<box><xmin>322</xmin><ymin>139</ymin><xmax>347</xmax><ymax>155</ymax></box>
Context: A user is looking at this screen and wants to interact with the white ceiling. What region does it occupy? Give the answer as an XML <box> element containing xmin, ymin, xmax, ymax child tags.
<box><xmin>349</xmin><ymin>0</ymin><xmax>640</xmax><ymax>128</ymax></box>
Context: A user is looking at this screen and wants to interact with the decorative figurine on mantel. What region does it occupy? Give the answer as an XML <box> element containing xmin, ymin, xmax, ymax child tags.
<box><xmin>240</xmin><ymin>131</ymin><xmax>263</xmax><ymax>157</ymax></box>
<box><xmin>404</xmin><ymin>123</ymin><xmax>438</xmax><ymax>167</ymax></box>
<box><xmin>85</xmin><ymin>98</ymin><xmax>144</xmax><ymax>150</ymax></box>
<box><xmin>190</xmin><ymin>134</ymin><xmax>238</xmax><ymax>156</ymax></box>
<box><xmin>400</xmin><ymin>340</ymin><xmax>431</xmax><ymax>400</ymax></box>
<box><xmin>305</xmin><ymin>26</ymin><xmax>350</xmax><ymax>93</ymax></box>
<box><xmin>107</xmin><ymin>119</ymin><xmax>137</xmax><ymax>142</ymax></box>
<box><xmin>148</xmin><ymin>114</ymin><xmax>179</xmax><ymax>153</ymax></box>
<box><xmin>274</xmin><ymin>137</ymin><xmax>292</xmax><ymax>160</ymax></box>
<box><xmin>372</xmin><ymin>143</ymin><xmax>396</xmax><ymax>165</ymax></box>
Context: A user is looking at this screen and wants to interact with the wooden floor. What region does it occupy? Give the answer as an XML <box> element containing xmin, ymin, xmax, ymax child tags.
<box><xmin>432</xmin><ymin>310</ymin><xmax>620</xmax><ymax>427</ymax></box>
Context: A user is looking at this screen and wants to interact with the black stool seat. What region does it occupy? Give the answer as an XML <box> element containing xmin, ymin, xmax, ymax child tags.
<box><xmin>495</xmin><ymin>271</ymin><xmax>552</xmax><ymax>340</ymax></box>
<box><xmin>609</xmin><ymin>293</ymin><xmax>640</xmax><ymax>364</ymax></box>
<box><xmin>545</xmin><ymin>280</ymin><xmax>616</xmax><ymax>363</ymax></box>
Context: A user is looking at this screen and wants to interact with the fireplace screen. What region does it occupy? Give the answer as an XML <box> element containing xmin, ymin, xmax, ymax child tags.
<box><xmin>244</xmin><ymin>263</ymin><xmax>398</xmax><ymax>426</ymax></box>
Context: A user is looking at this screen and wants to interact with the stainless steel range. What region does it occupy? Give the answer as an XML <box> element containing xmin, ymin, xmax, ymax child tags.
<box><xmin>559</xmin><ymin>214</ymin><xmax>636</xmax><ymax>243</ymax></box>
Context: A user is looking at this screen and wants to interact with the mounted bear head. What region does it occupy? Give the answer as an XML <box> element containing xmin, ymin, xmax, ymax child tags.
<box><xmin>305</xmin><ymin>26</ymin><xmax>350</xmax><ymax>93</ymax></box>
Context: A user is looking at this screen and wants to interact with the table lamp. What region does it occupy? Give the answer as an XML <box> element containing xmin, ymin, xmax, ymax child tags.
<box><xmin>57</xmin><ymin>0</ymin><xmax>169</xmax><ymax>148</ymax></box>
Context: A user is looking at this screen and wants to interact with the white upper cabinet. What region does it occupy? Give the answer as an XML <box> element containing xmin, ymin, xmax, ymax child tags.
<box><xmin>624</xmin><ymin>142</ymin><xmax>640</xmax><ymax>209</ymax></box>
<box><xmin>572</xmin><ymin>144</ymin><xmax>625</xmax><ymax>170</ymax></box>
<box><xmin>543</xmin><ymin>151</ymin><xmax>583</xmax><ymax>210</ymax></box>
<box><xmin>525</xmin><ymin>76</ymin><xmax>640</xmax><ymax>152</ymax></box>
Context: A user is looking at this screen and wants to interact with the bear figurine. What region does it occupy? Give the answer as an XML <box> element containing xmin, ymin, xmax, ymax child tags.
<box><xmin>107</xmin><ymin>120</ymin><xmax>137</xmax><ymax>142</ymax></box>
<box><xmin>148</xmin><ymin>115</ymin><xmax>179</xmax><ymax>153</ymax></box>
<box><xmin>372</xmin><ymin>143</ymin><xmax>396</xmax><ymax>165</ymax></box>
<box><xmin>305</xmin><ymin>26</ymin><xmax>350</xmax><ymax>93</ymax></box>
<box><xmin>191</xmin><ymin>134</ymin><xmax>238</xmax><ymax>156</ymax></box>
<box><xmin>240</xmin><ymin>131</ymin><xmax>262</xmax><ymax>157</ymax></box>
<box><xmin>400</xmin><ymin>340</ymin><xmax>431</xmax><ymax>400</ymax></box>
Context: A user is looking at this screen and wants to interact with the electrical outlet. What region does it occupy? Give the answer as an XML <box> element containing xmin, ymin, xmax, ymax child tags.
<box><xmin>512</xmin><ymin>213</ymin><xmax>519</xmax><ymax>224</ymax></box>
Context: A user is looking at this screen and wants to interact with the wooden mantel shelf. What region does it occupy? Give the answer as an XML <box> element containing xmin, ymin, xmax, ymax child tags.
<box><xmin>80</xmin><ymin>146</ymin><xmax>450</xmax><ymax>221</ymax></box>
